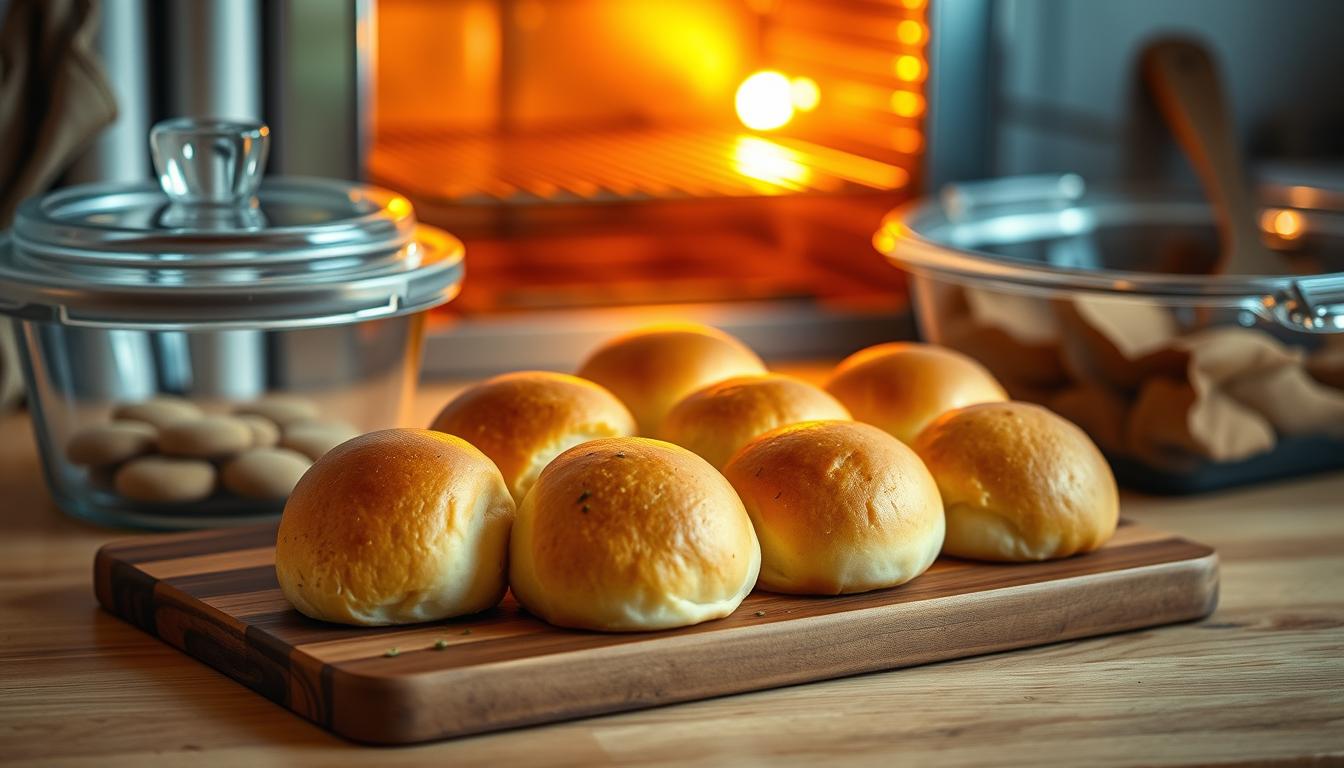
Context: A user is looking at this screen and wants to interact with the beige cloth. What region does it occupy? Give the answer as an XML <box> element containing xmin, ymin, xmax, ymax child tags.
<box><xmin>0</xmin><ymin>320</ymin><xmax>20</xmax><ymax>409</ymax></box>
<box><xmin>0</xmin><ymin>0</ymin><xmax>116</xmax><ymax>221</ymax></box>
<box><xmin>0</xmin><ymin>0</ymin><xmax>117</xmax><ymax>410</ymax></box>
<box><xmin>935</xmin><ymin>283</ymin><xmax>1344</xmax><ymax>469</ymax></box>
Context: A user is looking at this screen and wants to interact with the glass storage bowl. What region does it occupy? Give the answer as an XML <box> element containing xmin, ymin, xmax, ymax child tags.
<box><xmin>0</xmin><ymin>119</ymin><xmax>464</xmax><ymax>528</ymax></box>
<box><xmin>876</xmin><ymin>174</ymin><xmax>1344</xmax><ymax>493</ymax></box>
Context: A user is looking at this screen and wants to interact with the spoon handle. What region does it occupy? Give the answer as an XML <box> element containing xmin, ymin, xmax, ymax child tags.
<box><xmin>1141</xmin><ymin>37</ymin><xmax>1275</xmax><ymax>275</ymax></box>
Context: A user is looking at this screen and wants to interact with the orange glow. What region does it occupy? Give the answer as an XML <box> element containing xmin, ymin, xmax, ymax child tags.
<box><xmin>894</xmin><ymin>55</ymin><xmax>925</xmax><ymax>82</ymax></box>
<box><xmin>899</xmin><ymin>0</ymin><xmax>927</xmax><ymax>9</ymax></box>
<box><xmin>791</xmin><ymin>77</ymin><xmax>820</xmax><ymax>112</ymax></box>
<box><xmin>1262</xmin><ymin>208</ymin><xmax>1305</xmax><ymax>240</ymax></box>
<box><xmin>386</xmin><ymin>195</ymin><xmax>413</xmax><ymax>218</ymax></box>
<box><xmin>897</xmin><ymin>20</ymin><xmax>926</xmax><ymax>46</ymax></box>
<box><xmin>890</xmin><ymin>91</ymin><xmax>925</xmax><ymax>117</ymax></box>
<box><xmin>732</xmin><ymin>135</ymin><xmax>813</xmax><ymax>188</ymax></box>
<box><xmin>873</xmin><ymin>227</ymin><xmax>898</xmax><ymax>253</ymax></box>
<box><xmin>892</xmin><ymin>127</ymin><xmax>923</xmax><ymax>153</ymax></box>
<box><xmin>736</xmin><ymin>71</ymin><xmax>795</xmax><ymax>130</ymax></box>
<box><xmin>511</xmin><ymin>0</ymin><xmax>545</xmax><ymax>30</ymax></box>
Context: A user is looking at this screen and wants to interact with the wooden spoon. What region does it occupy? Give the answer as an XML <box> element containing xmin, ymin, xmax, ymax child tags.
<box><xmin>1141</xmin><ymin>37</ymin><xmax>1282</xmax><ymax>276</ymax></box>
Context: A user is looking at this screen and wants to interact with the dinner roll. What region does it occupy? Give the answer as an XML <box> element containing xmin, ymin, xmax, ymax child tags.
<box><xmin>276</xmin><ymin>429</ymin><xmax>515</xmax><ymax>626</ymax></box>
<box><xmin>510</xmin><ymin>437</ymin><xmax>760</xmax><ymax>632</ymax></box>
<box><xmin>429</xmin><ymin>371</ymin><xmax>637</xmax><ymax>503</ymax></box>
<box><xmin>722</xmin><ymin>421</ymin><xmax>943</xmax><ymax>595</ymax></box>
<box><xmin>912</xmin><ymin>401</ymin><xmax>1118</xmax><ymax>562</ymax></box>
<box><xmin>661</xmin><ymin>374</ymin><xmax>851</xmax><ymax>469</ymax></box>
<box><xmin>825</xmin><ymin>342</ymin><xmax>1008</xmax><ymax>444</ymax></box>
<box><xmin>576</xmin><ymin>323</ymin><xmax>767</xmax><ymax>435</ymax></box>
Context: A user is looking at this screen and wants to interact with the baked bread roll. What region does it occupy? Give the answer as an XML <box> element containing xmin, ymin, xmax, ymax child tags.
<box><xmin>276</xmin><ymin>429</ymin><xmax>515</xmax><ymax>625</ymax></box>
<box><xmin>576</xmin><ymin>323</ymin><xmax>766</xmax><ymax>435</ymax></box>
<box><xmin>912</xmin><ymin>401</ymin><xmax>1118</xmax><ymax>562</ymax></box>
<box><xmin>429</xmin><ymin>371</ymin><xmax>637</xmax><ymax>503</ymax></box>
<box><xmin>510</xmin><ymin>437</ymin><xmax>760</xmax><ymax>631</ymax></box>
<box><xmin>824</xmin><ymin>342</ymin><xmax>1007</xmax><ymax>444</ymax></box>
<box><xmin>660</xmin><ymin>374</ymin><xmax>851</xmax><ymax>469</ymax></box>
<box><xmin>722</xmin><ymin>421</ymin><xmax>943</xmax><ymax>594</ymax></box>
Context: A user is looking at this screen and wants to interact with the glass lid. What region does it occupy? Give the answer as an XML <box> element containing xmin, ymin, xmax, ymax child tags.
<box><xmin>0</xmin><ymin>118</ymin><xmax>463</xmax><ymax>329</ymax></box>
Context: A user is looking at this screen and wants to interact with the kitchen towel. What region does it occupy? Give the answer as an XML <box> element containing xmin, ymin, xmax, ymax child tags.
<box><xmin>0</xmin><ymin>0</ymin><xmax>118</xmax><ymax>411</ymax></box>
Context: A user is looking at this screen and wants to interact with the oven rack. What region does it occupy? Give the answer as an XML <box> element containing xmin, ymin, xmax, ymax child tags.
<box><xmin>368</xmin><ymin>127</ymin><xmax>910</xmax><ymax>205</ymax></box>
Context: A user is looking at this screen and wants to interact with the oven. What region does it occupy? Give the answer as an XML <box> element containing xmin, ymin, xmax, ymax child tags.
<box><xmin>366</xmin><ymin>0</ymin><xmax>951</xmax><ymax>371</ymax></box>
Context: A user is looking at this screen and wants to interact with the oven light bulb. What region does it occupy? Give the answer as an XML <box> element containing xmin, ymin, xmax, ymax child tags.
<box><xmin>1262</xmin><ymin>208</ymin><xmax>1305</xmax><ymax>240</ymax></box>
<box><xmin>791</xmin><ymin>77</ymin><xmax>821</xmax><ymax>112</ymax></box>
<box><xmin>736</xmin><ymin>71</ymin><xmax>795</xmax><ymax>131</ymax></box>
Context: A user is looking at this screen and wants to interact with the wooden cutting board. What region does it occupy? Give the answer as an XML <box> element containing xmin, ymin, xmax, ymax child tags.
<box><xmin>94</xmin><ymin>520</ymin><xmax>1217</xmax><ymax>745</ymax></box>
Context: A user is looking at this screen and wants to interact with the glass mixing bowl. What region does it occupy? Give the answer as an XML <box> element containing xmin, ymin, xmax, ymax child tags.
<box><xmin>0</xmin><ymin>119</ymin><xmax>464</xmax><ymax>527</ymax></box>
<box><xmin>876</xmin><ymin>174</ymin><xmax>1344</xmax><ymax>493</ymax></box>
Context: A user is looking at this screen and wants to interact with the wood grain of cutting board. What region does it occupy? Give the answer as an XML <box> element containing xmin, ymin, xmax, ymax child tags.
<box><xmin>93</xmin><ymin>520</ymin><xmax>1217</xmax><ymax>745</ymax></box>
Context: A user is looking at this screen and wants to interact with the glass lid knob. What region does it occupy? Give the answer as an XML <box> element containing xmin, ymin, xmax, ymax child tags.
<box><xmin>150</xmin><ymin>118</ymin><xmax>270</xmax><ymax>206</ymax></box>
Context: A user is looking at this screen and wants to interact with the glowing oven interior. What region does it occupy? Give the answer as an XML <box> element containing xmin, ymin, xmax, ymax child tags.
<box><xmin>370</xmin><ymin>0</ymin><xmax>930</xmax><ymax>317</ymax></box>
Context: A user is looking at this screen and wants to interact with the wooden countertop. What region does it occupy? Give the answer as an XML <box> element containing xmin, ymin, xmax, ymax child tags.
<box><xmin>2</xmin><ymin>383</ymin><xmax>1342</xmax><ymax>766</ymax></box>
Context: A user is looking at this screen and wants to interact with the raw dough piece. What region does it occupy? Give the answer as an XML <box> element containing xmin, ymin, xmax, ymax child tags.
<box><xmin>113</xmin><ymin>397</ymin><xmax>203</xmax><ymax>430</ymax></box>
<box><xmin>233</xmin><ymin>395</ymin><xmax>320</xmax><ymax>428</ymax></box>
<box><xmin>115</xmin><ymin>456</ymin><xmax>217</xmax><ymax>502</ymax></box>
<box><xmin>65</xmin><ymin>421</ymin><xmax>157</xmax><ymax>466</ymax></box>
<box><xmin>159</xmin><ymin>416</ymin><xmax>254</xmax><ymax>458</ymax></box>
<box><xmin>222</xmin><ymin>448</ymin><xmax>312</xmax><ymax>499</ymax></box>
<box><xmin>236</xmin><ymin>414</ymin><xmax>280</xmax><ymax>448</ymax></box>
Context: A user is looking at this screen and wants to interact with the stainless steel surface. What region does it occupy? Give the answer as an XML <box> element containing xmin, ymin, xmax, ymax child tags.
<box><xmin>61</xmin><ymin>0</ymin><xmax>156</xmax><ymax>413</ymax></box>
<box><xmin>30</xmin><ymin>324</ymin><xmax>157</xmax><ymax>401</ymax></box>
<box><xmin>162</xmin><ymin>0</ymin><xmax>265</xmax><ymax>402</ymax></box>
<box><xmin>924</xmin><ymin>0</ymin><xmax>994</xmax><ymax>190</ymax></box>
<box><xmin>150</xmin><ymin>118</ymin><xmax>270</xmax><ymax>206</ymax></box>
<box><xmin>165</xmin><ymin>0</ymin><xmax>262</xmax><ymax>121</ymax></box>
<box><xmin>66</xmin><ymin>0</ymin><xmax>151</xmax><ymax>184</ymax></box>
<box><xmin>264</xmin><ymin>0</ymin><xmax>373</xmax><ymax>180</ymax></box>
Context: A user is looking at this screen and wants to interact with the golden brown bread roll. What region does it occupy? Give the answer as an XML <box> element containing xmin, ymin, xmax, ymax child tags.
<box><xmin>824</xmin><ymin>342</ymin><xmax>1007</xmax><ymax>444</ymax></box>
<box><xmin>912</xmin><ymin>402</ymin><xmax>1118</xmax><ymax>562</ymax></box>
<box><xmin>660</xmin><ymin>374</ymin><xmax>851</xmax><ymax>470</ymax></box>
<box><xmin>276</xmin><ymin>429</ymin><xmax>515</xmax><ymax>625</ymax></box>
<box><xmin>429</xmin><ymin>371</ymin><xmax>637</xmax><ymax>502</ymax></box>
<box><xmin>576</xmin><ymin>323</ymin><xmax>767</xmax><ymax>435</ymax></box>
<box><xmin>509</xmin><ymin>437</ymin><xmax>760</xmax><ymax>631</ymax></box>
<box><xmin>722</xmin><ymin>421</ymin><xmax>943</xmax><ymax>594</ymax></box>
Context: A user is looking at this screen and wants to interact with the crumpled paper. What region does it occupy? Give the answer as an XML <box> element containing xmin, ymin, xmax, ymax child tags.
<box><xmin>931</xmin><ymin>285</ymin><xmax>1344</xmax><ymax>470</ymax></box>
